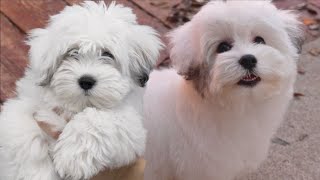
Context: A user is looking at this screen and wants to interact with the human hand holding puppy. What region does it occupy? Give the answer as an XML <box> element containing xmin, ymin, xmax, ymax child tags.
<box><xmin>33</xmin><ymin>107</ymin><xmax>67</xmax><ymax>141</ymax></box>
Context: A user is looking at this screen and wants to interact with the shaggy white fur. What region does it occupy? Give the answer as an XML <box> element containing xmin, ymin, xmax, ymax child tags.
<box><xmin>0</xmin><ymin>1</ymin><xmax>162</xmax><ymax>180</ymax></box>
<box><xmin>144</xmin><ymin>1</ymin><xmax>303</xmax><ymax>180</ymax></box>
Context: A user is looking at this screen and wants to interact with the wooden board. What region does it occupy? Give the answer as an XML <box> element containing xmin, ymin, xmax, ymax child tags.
<box><xmin>273</xmin><ymin>0</ymin><xmax>307</xmax><ymax>9</ymax></box>
<box><xmin>0</xmin><ymin>14</ymin><xmax>28</xmax><ymax>71</ymax></box>
<box><xmin>0</xmin><ymin>0</ymin><xmax>67</xmax><ymax>32</ymax></box>
<box><xmin>131</xmin><ymin>0</ymin><xmax>180</xmax><ymax>28</ymax></box>
<box><xmin>0</xmin><ymin>13</ymin><xmax>29</xmax><ymax>103</ymax></box>
<box><xmin>0</xmin><ymin>55</ymin><xmax>20</xmax><ymax>102</ymax></box>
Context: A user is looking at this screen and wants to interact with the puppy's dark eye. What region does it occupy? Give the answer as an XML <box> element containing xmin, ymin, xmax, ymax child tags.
<box><xmin>217</xmin><ymin>42</ymin><xmax>232</xmax><ymax>53</ymax></box>
<box><xmin>67</xmin><ymin>49</ymin><xmax>79</xmax><ymax>60</ymax></box>
<box><xmin>101</xmin><ymin>51</ymin><xmax>114</xmax><ymax>59</ymax></box>
<box><xmin>253</xmin><ymin>36</ymin><xmax>265</xmax><ymax>44</ymax></box>
<box><xmin>68</xmin><ymin>49</ymin><xmax>79</xmax><ymax>57</ymax></box>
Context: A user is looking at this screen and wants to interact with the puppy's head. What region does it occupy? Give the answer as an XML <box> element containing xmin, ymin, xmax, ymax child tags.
<box><xmin>27</xmin><ymin>1</ymin><xmax>163</xmax><ymax>109</ymax></box>
<box><xmin>169</xmin><ymin>1</ymin><xmax>303</xmax><ymax>101</ymax></box>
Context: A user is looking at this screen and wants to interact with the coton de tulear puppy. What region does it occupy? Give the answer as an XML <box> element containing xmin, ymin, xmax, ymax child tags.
<box><xmin>143</xmin><ymin>1</ymin><xmax>303</xmax><ymax>180</ymax></box>
<box><xmin>0</xmin><ymin>1</ymin><xmax>162</xmax><ymax>180</ymax></box>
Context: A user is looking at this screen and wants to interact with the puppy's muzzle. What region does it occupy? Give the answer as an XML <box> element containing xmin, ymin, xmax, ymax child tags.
<box><xmin>78</xmin><ymin>75</ymin><xmax>96</xmax><ymax>90</ymax></box>
<box><xmin>238</xmin><ymin>54</ymin><xmax>257</xmax><ymax>70</ymax></box>
<box><xmin>238</xmin><ymin>54</ymin><xmax>261</xmax><ymax>87</ymax></box>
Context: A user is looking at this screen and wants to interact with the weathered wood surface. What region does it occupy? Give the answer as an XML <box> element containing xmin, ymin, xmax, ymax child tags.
<box><xmin>131</xmin><ymin>0</ymin><xmax>180</xmax><ymax>28</ymax></box>
<box><xmin>0</xmin><ymin>0</ymin><xmax>67</xmax><ymax>32</ymax></box>
<box><xmin>0</xmin><ymin>13</ymin><xmax>29</xmax><ymax>102</ymax></box>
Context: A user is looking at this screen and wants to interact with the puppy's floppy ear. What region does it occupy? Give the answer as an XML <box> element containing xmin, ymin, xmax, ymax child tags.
<box><xmin>168</xmin><ymin>22</ymin><xmax>198</xmax><ymax>77</ymax></box>
<box><xmin>279</xmin><ymin>10</ymin><xmax>304</xmax><ymax>54</ymax></box>
<box><xmin>128</xmin><ymin>25</ymin><xmax>163</xmax><ymax>87</ymax></box>
<box><xmin>27</xmin><ymin>28</ymin><xmax>64</xmax><ymax>86</ymax></box>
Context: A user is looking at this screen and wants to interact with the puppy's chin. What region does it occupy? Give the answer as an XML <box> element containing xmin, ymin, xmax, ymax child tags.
<box><xmin>209</xmin><ymin>73</ymin><xmax>291</xmax><ymax>104</ymax></box>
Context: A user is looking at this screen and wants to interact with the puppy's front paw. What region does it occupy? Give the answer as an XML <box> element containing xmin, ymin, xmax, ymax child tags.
<box><xmin>78</xmin><ymin>107</ymin><xmax>146</xmax><ymax>168</ymax></box>
<box><xmin>53</xmin><ymin>107</ymin><xmax>146</xmax><ymax>179</ymax></box>
<box><xmin>53</xmin><ymin>142</ymin><xmax>100</xmax><ymax>180</ymax></box>
<box><xmin>53</xmin><ymin>119</ymin><xmax>101</xmax><ymax>179</ymax></box>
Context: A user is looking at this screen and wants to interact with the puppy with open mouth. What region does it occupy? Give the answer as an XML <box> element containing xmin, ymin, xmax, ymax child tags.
<box><xmin>0</xmin><ymin>1</ymin><xmax>162</xmax><ymax>180</ymax></box>
<box><xmin>144</xmin><ymin>1</ymin><xmax>303</xmax><ymax>180</ymax></box>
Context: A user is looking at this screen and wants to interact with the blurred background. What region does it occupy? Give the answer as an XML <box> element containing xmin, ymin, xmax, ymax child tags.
<box><xmin>0</xmin><ymin>0</ymin><xmax>319</xmax><ymax>179</ymax></box>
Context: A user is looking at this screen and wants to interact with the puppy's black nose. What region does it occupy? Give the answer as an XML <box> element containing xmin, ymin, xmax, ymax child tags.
<box><xmin>78</xmin><ymin>76</ymin><xmax>96</xmax><ymax>90</ymax></box>
<box><xmin>239</xmin><ymin>54</ymin><xmax>257</xmax><ymax>70</ymax></box>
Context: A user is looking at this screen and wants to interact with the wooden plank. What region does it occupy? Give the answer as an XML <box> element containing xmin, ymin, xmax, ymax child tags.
<box><xmin>64</xmin><ymin>0</ymin><xmax>83</xmax><ymax>5</ymax></box>
<box><xmin>115</xmin><ymin>0</ymin><xmax>169</xmax><ymax>33</ymax></box>
<box><xmin>0</xmin><ymin>55</ymin><xmax>19</xmax><ymax>102</ymax></box>
<box><xmin>273</xmin><ymin>0</ymin><xmax>307</xmax><ymax>9</ymax></box>
<box><xmin>0</xmin><ymin>13</ymin><xmax>29</xmax><ymax>102</ymax></box>
<box><xmin>0</xmin><ymin>0</ymin><xmax>67</xmax><ymax>33</ymax></box>
<box><xmin>0</xmin><ymin>14</ymin><xmax>28</xmax><ymax>71</ymax></box>
<box><xmin>309</xmin><ymin>0</ymin><xmax>320</xmax><ymax>8</ymax></box>
<box><xmin>130</xmin><ymin>0</ymin><xmax>180</xmax><ymax>28</ymax></box>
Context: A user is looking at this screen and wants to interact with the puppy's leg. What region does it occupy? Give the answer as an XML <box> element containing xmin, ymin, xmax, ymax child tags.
<box><xmin>0</xmin><ymin>99</ymin><xmax>62</xmax><ymax>180</ymax></box>
<box><xmin>53</xmin><ymin>106</ymin><xmax>146</xmax><ymax>180</ymax></box>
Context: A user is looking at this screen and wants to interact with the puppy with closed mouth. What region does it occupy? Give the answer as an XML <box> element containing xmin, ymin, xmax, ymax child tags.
<box><xmin>0</xmin><ymin>1</ymin><xmax>162</xmax><ymax>180</ymax></box>
<box><xmin>144</xmin><ymin>1</ymin><xmax>303</xmax><ymax>180</ymax></box>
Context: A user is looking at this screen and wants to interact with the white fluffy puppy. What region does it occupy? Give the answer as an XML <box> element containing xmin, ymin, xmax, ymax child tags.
<box><xmin>144</xmin><ymin>1</ymin><xmax>303</xmax><ymax>180</ymax></box>
<box><xmin>0</xmin><ymin>1</ymin><xmax>162</xmax><ymax>180</ymax></box>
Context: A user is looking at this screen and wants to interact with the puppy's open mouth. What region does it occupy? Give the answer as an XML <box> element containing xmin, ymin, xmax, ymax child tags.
<box><xmin>238</xmin><ymin>73</ymin><xmax>261</xmax><ymax>87</ymax></box>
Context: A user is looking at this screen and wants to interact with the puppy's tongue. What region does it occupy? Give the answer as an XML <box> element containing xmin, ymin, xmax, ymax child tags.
<box><xmin>241</xmin><ymin>74</ymin><xmax>257</xmax><ymax>81</ymax></box>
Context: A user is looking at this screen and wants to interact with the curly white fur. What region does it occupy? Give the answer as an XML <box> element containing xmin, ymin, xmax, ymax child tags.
<box><xmin>144</xmin><ymin>1</ymin><xmax>303</xmax><ymax>180</ymax></box>
<box><xmin>53</xmin><ymin>106</ymin><xmax>145</xmax><ymax>179</ymax></box>
<box><xmin>0</xmin><ymin>1</ymin><xmax>162</xmax><ymax>180</ymax></box>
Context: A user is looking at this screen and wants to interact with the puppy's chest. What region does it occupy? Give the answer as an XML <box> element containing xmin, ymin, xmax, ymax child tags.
<box><xmin>175</xmin><ymin>113</ymin><xmax>271</xmax><ymax>174</ymax></box>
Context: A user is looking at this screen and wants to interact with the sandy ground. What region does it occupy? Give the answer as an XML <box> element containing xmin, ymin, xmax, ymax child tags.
<box><xmin>241</xmin><ymin>38</ymin><xmax>320</xmax><ymax>180</ymax></box>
